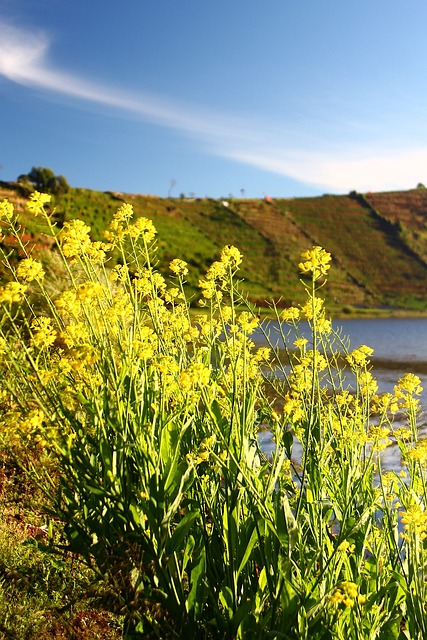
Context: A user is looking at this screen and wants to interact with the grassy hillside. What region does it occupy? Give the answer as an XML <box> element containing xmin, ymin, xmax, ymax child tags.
<box><xmin>2</xmin><ymin>181</ymin><xmax>427</xmax><ymax>314</ymax></box>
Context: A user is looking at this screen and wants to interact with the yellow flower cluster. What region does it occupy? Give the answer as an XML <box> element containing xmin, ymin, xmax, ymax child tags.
<box><xmin>60</xmin><ymin>220</ymin><xmax>92</xmax><ymax>258</ymax></box>
<box><xmin>395</xmin><ymin>373</ymin><xmax>423</xmax><ymax>396</ymax></box>
<box><xmin>281</xmin><ymin>306</ymin><xmax>300</xmax><ymax>322</ymax></box>
<box><xmin>16</xmin><ymin>258</ymin><xmax>45</xmax><ymax>282</ymax></box>
<box><xmin>329</xmin><ymin>581</ymin><xmax>365</xmax><ymax>608</ymax></box>
<box><xmin>103</xmin><ymin>204</ymin><xmax>157</xmax><ymax>247</ymax></box>
<box><xmin>169</xmin><ymin>258</ymin><xmax>189</xmax><ymax>276</ymax></box>
<box><xmin>31</xmin><ymin>317</ymin><xmax>57</xmax><ymax>350</ymax></box>
<box><xmin>400</xmin><ymin>503</ymin><xmax>427</xmax><ymax>539</ymax></box>
<box><xmin>127</xmin><ymin>216</ymin><xmax>157</xmax><ymax>242</ymax></box>
<box><xmin>0</xmin><ymin>199</ymin><xmax>14</xmax><ymax>221</ymax></box>
<box><xmin>298</xmin><ymin>246</ymin><xmax>331</xmax><ymax>280</ymax></box>
<box><xmin>346</xmin><ymin>345</ymin><xmax>374</xmax><ymax>368</ymax></box>
<box><xmin>26</xmin><ymin>191</ymin><xmax>51</xmax><ymax>216</ymax></box>
<box><xmin>0</xmin><ymin>281</ymin><xmax>27</xmax><ymax>303</ymax></box>
<box><xmin>198</xmin><ymin>245</ymin><xmax>243</xmax><ymax>300</ymax></box>
<box><xmin>407</xmin><ymin>439</ymin><xmax>427</xmax><ymax>465</ymax></box>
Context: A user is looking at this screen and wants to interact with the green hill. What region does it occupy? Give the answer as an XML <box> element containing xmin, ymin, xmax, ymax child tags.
<box><xmin>2</xmin><ymin>180</ymin><xmax>427</xmax><ymax>314</ymax></box>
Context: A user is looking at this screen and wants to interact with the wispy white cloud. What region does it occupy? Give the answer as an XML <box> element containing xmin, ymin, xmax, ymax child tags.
<box><xmin>229</xmin><ymin>146</ymin><xmax>427</xmax><ymax>193</ymax></box>
<box><xmin>0</xmin><ymin>20</ymin><xmax>425</xmax><ymax>193</ymax></box>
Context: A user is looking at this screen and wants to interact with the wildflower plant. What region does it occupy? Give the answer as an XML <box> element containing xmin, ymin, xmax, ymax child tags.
<box><xmin>0</xmin><ymin>198</ymin><xmax>426</xmax><ymax>638</ymax></box>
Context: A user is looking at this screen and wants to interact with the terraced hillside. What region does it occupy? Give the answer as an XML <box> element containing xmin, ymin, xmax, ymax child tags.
<box><xmin>1</xmin><ymin>181</ymin><xmax>427</xmax><ymax>313</ymax></box>
<box><xmin>364</xmin><ymin>189</ymin><xmax>427</xmax><ymax>264</ymax></box>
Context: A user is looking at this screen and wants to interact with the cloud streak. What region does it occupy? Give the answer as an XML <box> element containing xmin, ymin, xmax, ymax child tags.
<box><xmin>0</xmin><ymin>20</ymin><xmax>425</xmax><ymax>193</ymax></box>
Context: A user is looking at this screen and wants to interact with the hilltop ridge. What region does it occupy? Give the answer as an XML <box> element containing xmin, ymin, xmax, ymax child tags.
<box><xmin>1</xmin><ymin>180</ymin><xmax>427</xmax><ymax>314</ymax></box>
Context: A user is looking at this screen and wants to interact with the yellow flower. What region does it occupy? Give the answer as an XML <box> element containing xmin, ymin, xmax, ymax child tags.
<box><xmin>110</xmin><ymin>264</ymin><xmax>129</xmax><ymax>282</ymax></box>
<box><xmin>169</xmin><ymin>258</ymin><xmax>189</xmax><ymax>276</ymax></box>
<box><xmin>0</xmin><ymin>281</ymin><xmax>27</xmax><ymax>303</ymax></box>
<box><xmin>60</xmin><ymin>220</ymin><xmax>92</xmax><ymax>258</ymax></box>
<box><xmin>220</xmin><ymin>245</ymin><xmax>242</xmax><ymax>268</ymax></box>
<box><xmin>337</xmin><ymin>540</ymin><xmax>356</xmax><ymax>554</ymax></box>
<box><xmin>205</xmin><ymin>260</ymin><xmax>228</xmax><ymax>282</ymax></box>
<box><xmin>31</xmin><ymin>317</ymin><xmax>57</xmax><ymax>349</ymax></box>
<box><xmin>199</xmin><ymin>279</ymin><xmax>217</xmax><ymax>299</ymax></box>
<box><xmin>298</xmin><ymin>246</ymin><xmax>331</xmax><ymax>280</ymax></box>
<box><xmin>16</xmin><ymin>258</ymin><xmax>45</xmax><ymax>282</ymax></box>
<box><xmin>281</xmin><ymin>306</ymin><xmax>301</xmax><ymax>322</ymax></box>
<box><xmin>114</xmin><ymin>203</ymin><xmax>134</xmax><ymax>223</ymax></box>
<box><xmin>26</xmin><ymin>191</ymin><xmax>51</xmax><ymax>216</ymax></box>
<box><xmin>301</xmin><ymin>296</ymin><xmax>325</xmax><ymax>320</ymax></box>
<box><xmin>61</xmin><ymin>322</ymin><xmax>90</xmax><ymax>348</ymax></box>
<box><xmin>407</xmin><ymin>440</ymin><xmax>427</xmax><ymax>465</ymax></box>
<box><xmin>400</xmin><ymin>503</ymin><xmax>427</xmax><ymax>537</ymax></box>
<box><xmin>294</xmin><ymin>337</ymin><xmax>308</xmax><ymax>351</ymax></box>
<box><xmin>127</xmin><ymin>216</ymin><xmax>157</xmax><ymax>242</ymax></box>
<box><xmin>317</xmin><ymin>317</ymin><xmax>332</xmax><ymax>334</ymax></box>
<box><xmin>359</xmin><ymin>371</ymin><xmax>378</xmax><ymax>396</ymax></box>
<box><xmin>395</xmin><ymin>373</ymin><xmax>423</xmax><ymax>396</ymax></box>
<box><xmin>0</xmin><ymin>199</ymin><xmax>14</xmax><ymax>221</ymax></box>
<box><xmin>237</xmin><ymin>311</ymin><xmax>259</xmax><ymax>334</ymax></box>
<box><xmin>346</xmin><ymin>345</ymin><xmax>374</xmax><ymax>368</ymax></box>
<box><xmin>55</xmin><ymin>290</ymin><xmax>81</xmax><ymax>318</ymax></box>
<box><xmin>329</xmin><ymin>581</ymin><xmax>362</xmax><ymax>609</ymax></box>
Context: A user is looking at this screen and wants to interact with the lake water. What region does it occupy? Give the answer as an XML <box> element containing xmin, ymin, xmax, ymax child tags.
<box><xmin>253</xmin><ymin>317</ymin><xmax>427</xmax><ymax>468</ymax></box>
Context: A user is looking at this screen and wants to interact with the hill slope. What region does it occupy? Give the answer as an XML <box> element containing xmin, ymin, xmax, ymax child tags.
<box><xmin>1</xmin><ymin>181</ymin><xmax>427</xmax><ymax>313</ymax></box>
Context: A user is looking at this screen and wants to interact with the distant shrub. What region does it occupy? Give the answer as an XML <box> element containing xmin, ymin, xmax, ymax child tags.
<box><xmin>18</xmin><ymin>166</ymin><xmax>70</xmax><ymax>195</ymax></box>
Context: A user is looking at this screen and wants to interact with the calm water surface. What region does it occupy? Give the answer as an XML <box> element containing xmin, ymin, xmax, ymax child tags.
<box><xmin>254</xmin><ymin>317</ymin><xmax>427</xmax><ymax>468</ymax></box>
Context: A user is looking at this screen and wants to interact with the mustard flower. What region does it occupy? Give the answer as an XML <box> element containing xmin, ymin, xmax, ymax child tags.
<box><xmin>407</xmin><ymin>440</ymin><xmax>427</xmax><ymax>465</ymax></box>
<box><xmin>395</xmin><ymin>373</ymin><xmax>423</xmax><ymax>396</ymax></box>
<box><xmin>237</xmin><ymin>311</ymin><xmax>259</xmax><ymax>334</ymax></box>
<box><xmin>281</xmin><ymin>306</ymin><xmax>301</xmax><ymax>322</ymax></box>
<box><xmin>337</xmin><ymin>540</ymin><xmax>356</xmax><ymax>554</ymax></box>
<box><xmin>110</xmin><ymin>264</ymin><xmax>129</xmax><ymax>282</ymax></box>
<box><xmin>16</xmin><ymin>257</ymin><xmax>45</xmax><ymax>282</ymax></box>
<box><xmin>26</xmin><ymin>191</ymin><xmax>51</xmax><ymax>216</ymax></box>
<box><xmin>220</xmin><ymin>244</ymin><xmax>242</xmax><ymax>268</ymax></box>
<box><xmin>205</xmin><ymin>260</ymin><xmax>228</xmax><ymax>282</ymax></box>
<box><xmin>0</xmin><ymin>199</ymin><xmax>14</xmax><ymax>221</ymax></box>
<box><xmin>169</xmin><ymin>258</ymin><xmax>189</xmax><ymax>276</ymax></box>
<box><xmin>0</xmin><ymin>281</ymin><xmax>27</xmax><ymax>303</ymax></box>
<box><xmin>20</xmin><ymin>408</ymin><xmax>45</xmax><ymax>434</ymax></box>
<box><xmin>31</xmin><ymin>317</ymin><xmax>57</xmax><ymax>349</ymax></box>
<box><xmin>114</xmin><ymin>203</ymin><xmax>134</xmax><ymax>223</ymax></box>
<box><xmin>346</xmin><ymin>345</ymin><xmax>374</xmax><ymax>368</ymax></box>
<box><xmin>329</xmin><ymin>581</ymin><xmax>363</xmax><ymax>608</ymax></box>
<box><xmin>127</xmin><ymin>216</ymin><xmax>157</xmax><ymax>242</ymax></box>
<box><xmin>298</xmin><ymin>246</ymin><xmax>331</xmax><ymax>280</ymax></box>
<box><xmin>359</xmin><ymin>371</ymin><xmax>378</xmax><ymax>396</ymax></box>
<box><xmin>61</xmin><ymin>322</ymin><xmax>90</xmax><ymax>348</ymax></box>
<box><xmin>60</xmin><ymin>220</ymin><xmax>92</xmax><ymax>258</ymax></box>
<box><xmin>199</xmin><ymin>279</ymin><xmax>217</xmax><ymax>299</ymax></box>
<box><xmin>294</xmin><ymin>337</ymin><xmax>308</xmax><ymax>351</ymax></box>
<box><xmin>400</xmin><ymin>503</ymin><xmax>427</xmax><ymax>538</ymax></box>
<box><xmin>55</xmin><ymin>289</ymin><xmax>81</xmax><ymax>318</ymax></box>
<box><xmin>301</xmin><ymin>296</ymin><xmax>325</xmax><ymax>320</ymax></box>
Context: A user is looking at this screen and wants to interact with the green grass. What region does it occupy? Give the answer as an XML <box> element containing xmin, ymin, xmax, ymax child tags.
<box><xmin>0</xmin><ymin>460</ymin><xmax>122</xmax><ymax>639</ymax></box>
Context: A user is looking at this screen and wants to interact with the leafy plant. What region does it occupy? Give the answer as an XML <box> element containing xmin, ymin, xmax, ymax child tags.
<box><xmin>0</xmin><ymin>193</ymin><xmax>427</xmax><ymax>638</ymax></box>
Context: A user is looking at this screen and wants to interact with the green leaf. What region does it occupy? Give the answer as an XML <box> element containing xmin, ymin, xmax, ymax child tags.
<box><xmin>275</xmin><ymin>491</ymin><xmax>298</xmax><ymax>554</ymax></box>
<box><xmin>186</xmin><ymin>547</ymin><xmax>206</xmax><ymax>614</ymax></box>
<box><xmin>166</xmin><ymin>509</ymin><xmax>200</xmax><ymax>556</ymax></box>
<box><xmin>219</xmin><ymin>585</ymin><xmax>234</xmax><ymax>618</ymax></box>
<box><xmin>236</xmin><ymin>523</ymin><xmax>258</xmax><ymax>580</ymax></box>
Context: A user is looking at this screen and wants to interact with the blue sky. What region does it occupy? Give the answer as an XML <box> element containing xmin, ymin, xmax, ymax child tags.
<box><xmin>1</xmin><ymin>0</ymin><xmax>427</xmax><ymax>198</ymax></box>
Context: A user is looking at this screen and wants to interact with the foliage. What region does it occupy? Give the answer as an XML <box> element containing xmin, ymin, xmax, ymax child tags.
<box><xmin>18</xmin><ymin>166</ymin><xmax>70</xmax><ymax>195</ymax></box>
<box><xmin>1</xmin><ymin>193</ymin><xmax>427</xmax><ymax>637</ymax></box>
